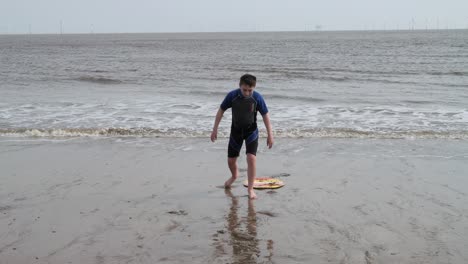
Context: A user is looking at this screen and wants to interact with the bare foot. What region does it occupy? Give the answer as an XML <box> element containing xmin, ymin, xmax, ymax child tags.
<box><xmin>224</xmin><ymin>177</ymin><xmax>236</xmax><ymax>189</ymax></box>
<box><xmin>248</xmin><ymin>190</ymin><xmax>257</xmax><ymax>199</ymax></box>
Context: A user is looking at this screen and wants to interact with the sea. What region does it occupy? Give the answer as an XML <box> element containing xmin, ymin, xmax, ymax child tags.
<box><xmin>1</xmin><ymin>30</ymin><xmax>467</xmax><ymax>139</ymax></box>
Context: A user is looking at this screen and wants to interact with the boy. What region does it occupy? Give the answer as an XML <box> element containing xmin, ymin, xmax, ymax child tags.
<box><xmin>211</xmin><ymin>74</ymin><xmax>273</xmax><ymax>199</ymax></box>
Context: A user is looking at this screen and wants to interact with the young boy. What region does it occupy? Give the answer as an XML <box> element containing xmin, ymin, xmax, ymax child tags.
<box><xmin>211</xmin><ymin>74</ymin><xmax>273</xmax><ymax>199</ymax></box>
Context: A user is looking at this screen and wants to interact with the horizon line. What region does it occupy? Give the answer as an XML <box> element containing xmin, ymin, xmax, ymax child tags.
<box><xmin>1</xmin><ymin>28</ymin><xmax>468</xmax><ymax>36</ymax></box>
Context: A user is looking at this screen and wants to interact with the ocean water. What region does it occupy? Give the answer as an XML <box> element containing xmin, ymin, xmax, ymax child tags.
<box><xmin>1</xmin><ymin>30</ymin><xmax>467</xmax><ymax>139</ymax></box>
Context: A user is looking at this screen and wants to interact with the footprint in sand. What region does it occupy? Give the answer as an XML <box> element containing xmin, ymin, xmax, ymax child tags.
<box><xmin>167</xmin><ymin>210</ymin><xmax>188</xmax><ymax>216</ymax></box>
<box><xmin>257</xmin><ymin>211</ymin><xmax>278</xmax><ymax>217</ymax></box>
<box><xmin>165</xmin><ymin>220</ymin><xmax>181</xmax><ymax>232</ymax></box>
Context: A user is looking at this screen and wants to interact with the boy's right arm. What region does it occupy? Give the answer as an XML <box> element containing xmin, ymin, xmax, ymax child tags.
<box><xmin>211</xmin><ymin>107</ymin><xmax>225</xmax><ymax>142</ymax></box>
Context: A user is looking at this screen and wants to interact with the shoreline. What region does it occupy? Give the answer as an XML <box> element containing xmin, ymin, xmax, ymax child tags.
<box><xmin>1</xmin><ymin>137</ymin><xmax>467</xmax><ymax>263</ymax></box>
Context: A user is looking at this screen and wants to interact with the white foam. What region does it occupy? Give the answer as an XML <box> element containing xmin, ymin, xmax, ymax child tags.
<box><xmin>1</xmin><ymin>127</ymin><xmax>467</xmax><ymax>140</ymax></box>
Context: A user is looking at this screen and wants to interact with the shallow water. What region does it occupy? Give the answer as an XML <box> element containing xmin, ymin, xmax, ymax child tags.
<box><xmin>1</xmin><ymin>30</ymin><xmax>468</xmax><ymax>139</ymax></box>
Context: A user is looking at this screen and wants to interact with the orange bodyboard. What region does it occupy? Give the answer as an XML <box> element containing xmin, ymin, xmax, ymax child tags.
<box><xmin>243</xmin><ymin>177</ymin><xmax>285</xmax><ymax>189</ymax></box>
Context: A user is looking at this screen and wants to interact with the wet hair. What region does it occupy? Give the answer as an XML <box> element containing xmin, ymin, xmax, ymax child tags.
<box><xmin>239</xmin><ymin>74</ymin><xmax>257</xmax><ymax>87</ymax></box>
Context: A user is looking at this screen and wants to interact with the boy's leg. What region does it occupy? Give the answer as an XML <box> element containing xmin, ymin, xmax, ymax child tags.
<box><xmin>224</xmin><ymin>157</ymin><xmax>238</xmax><ymax>188</ymax></box>
<box><xmin>246</xmin><ymin>153</ymin><xmax>257</xmax><ymax>199</ymax></box>
<box><xmin>225</xmin><ymin>131</ymin><xmax>242</xmax><ymax>188</ymax></box>
<box><xmin>245</xmin><ymin>128</ymin><xmax>259</xmax><ymax>199</ymax></box>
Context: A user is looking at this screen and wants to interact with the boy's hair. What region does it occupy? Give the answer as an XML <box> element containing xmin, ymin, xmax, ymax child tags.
<box><xmin>239</xmin><ymin>74</ymin><xmax>257</xmax><ymax>87</ymax></box>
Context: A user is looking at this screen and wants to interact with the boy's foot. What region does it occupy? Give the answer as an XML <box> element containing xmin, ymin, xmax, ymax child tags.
<box><xmin>224</xmin><ymin>177</ymin><xmax>236</xmax><ymax>189</ymax></box>
<box><xmin>248</xmin><ymin>190</ymin><xmax>257</xmax><ymax>199</ymax></box>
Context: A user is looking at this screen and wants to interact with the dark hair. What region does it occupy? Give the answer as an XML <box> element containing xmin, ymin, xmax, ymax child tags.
<box><xmin>239</xmin><ymin>74</ymin><xmax>257</xmax><ymax>87</ymax></box>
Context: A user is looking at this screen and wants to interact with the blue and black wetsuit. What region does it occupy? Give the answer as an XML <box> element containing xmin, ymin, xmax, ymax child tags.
<box><xmin>220</xmin><ymin>89</ymin><xmax>269</xmax><ymax>157</ymax></box>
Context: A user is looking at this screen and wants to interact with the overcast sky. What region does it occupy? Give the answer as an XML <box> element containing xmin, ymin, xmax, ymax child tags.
<box><xmin>1</xmin><ymin>0</ymin><xmax>468</xmax><ymax>34</ymax></box>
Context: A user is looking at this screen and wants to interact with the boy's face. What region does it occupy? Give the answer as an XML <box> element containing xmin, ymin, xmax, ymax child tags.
<box><xmin>240</xmin><ymin>84</ymin><xmax>255</xmax><ymax>98</ymax></box>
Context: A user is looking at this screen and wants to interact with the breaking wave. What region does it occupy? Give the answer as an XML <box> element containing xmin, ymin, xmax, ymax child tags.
<box><xmin>1</xmin><ymin>127</ymin><xmax>467</xmax><ymax>140</ymax></box>
<box><xmin>75</xmin><ymin>76</ymin><xmax>123</xmax><ymax>84</ymax></box>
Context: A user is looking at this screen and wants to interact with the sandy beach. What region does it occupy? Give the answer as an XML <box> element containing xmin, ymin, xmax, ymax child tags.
<box><xmin>0</xmin><ymin>137</ymin><xmax>467</xmax><ymax>263</ymax></box>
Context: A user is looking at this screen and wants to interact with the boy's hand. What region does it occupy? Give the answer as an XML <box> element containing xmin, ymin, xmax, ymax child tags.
<box><xmin>267</xmin><ymin>135</ymin><xmax>274</xmax><ymax>149</ymax></box>
<box><xmin>211</xmin><ymin>130</ymin><xmax>218</xmax><ymax>142</ymax></box>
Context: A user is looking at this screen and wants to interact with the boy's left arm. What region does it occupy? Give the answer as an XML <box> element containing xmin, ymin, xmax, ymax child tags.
<box><xmin>262</xmin><ymin>113</ymin><xmax>274</xmax><ymax>149</ymax></box>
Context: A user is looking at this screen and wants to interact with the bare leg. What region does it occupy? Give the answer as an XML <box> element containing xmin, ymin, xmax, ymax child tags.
<box><xmin>246</xmin><ymin>154</ymin><xmax>257</xmax><ymax>199</ymax></box>
<box><xmin>224</xmin><ymin>157</ymin><xmax>238</xmax><ymax>188</ymax></box>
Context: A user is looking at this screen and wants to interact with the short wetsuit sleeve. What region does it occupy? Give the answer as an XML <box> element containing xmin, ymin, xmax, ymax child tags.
<box><xmin>255</xmin><ymin>92</ymin><xmax>269</xmax><ymax>115</ymax></box>
<box><xmin>220</xmin><ymin>90</ymin><xmax>236</xmax><ymax>111</ymax></box>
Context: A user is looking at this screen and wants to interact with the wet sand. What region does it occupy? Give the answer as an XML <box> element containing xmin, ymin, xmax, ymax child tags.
<box><xmin>0</xmin><ymin>137</ymin><xmax>468</xmax><ymax>263</ymax></box>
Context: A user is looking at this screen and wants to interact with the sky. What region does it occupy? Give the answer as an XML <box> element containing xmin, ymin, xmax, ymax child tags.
<box><xmin>1</xmin><ymin>0</ymin><xmax>468</xmax><ymax>34</ymax></box>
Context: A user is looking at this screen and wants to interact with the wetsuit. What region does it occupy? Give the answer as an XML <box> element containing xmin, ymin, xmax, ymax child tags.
<box><xmin>220</xmin><ymin>89</ymin><xmax>269</xmax><ymax>157</ymax></box>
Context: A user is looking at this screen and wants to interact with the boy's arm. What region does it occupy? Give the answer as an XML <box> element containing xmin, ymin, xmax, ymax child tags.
<box><xmin>211</xmin><ymin>107</ymin><xmax>225</xmax><ymax>142</ymax></box>
<box><xmin>262</xmin><ymin>113</ymin><xmax>274</xmax><ymax>149</ymax></box>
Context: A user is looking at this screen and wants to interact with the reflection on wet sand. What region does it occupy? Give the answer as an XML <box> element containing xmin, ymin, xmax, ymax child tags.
<box><xmin>212</xmin><ymin>189</ymin><xmax>274</xmax><ymax>264</ymax></box>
